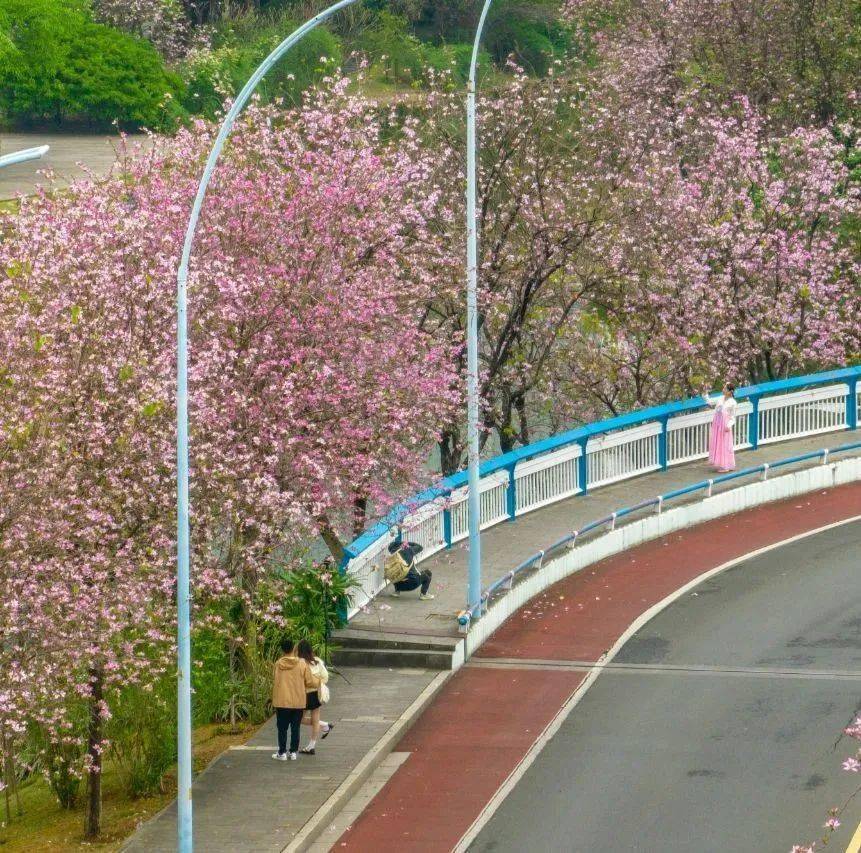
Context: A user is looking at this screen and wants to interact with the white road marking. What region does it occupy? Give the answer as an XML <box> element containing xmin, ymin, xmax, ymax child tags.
<box><xmin>454</xmin><ymin>513</ymin><xmax>861</xmax><ymax>852</ymax></box>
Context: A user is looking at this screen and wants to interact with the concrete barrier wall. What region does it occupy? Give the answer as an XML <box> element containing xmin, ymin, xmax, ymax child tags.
<box><xmin>460</xmin><ymin>456</ymin><xmax>861</xmax><ymax>661</ymax></box>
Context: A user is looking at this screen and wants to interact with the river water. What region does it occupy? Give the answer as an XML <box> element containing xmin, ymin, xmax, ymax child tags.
<box><xmin>0</xmin><ymin>132</ymin><xmax>150</xmax><ymax>198</ymax></box>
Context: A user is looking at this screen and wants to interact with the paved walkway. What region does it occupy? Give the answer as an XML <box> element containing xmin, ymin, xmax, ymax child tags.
<box><xmin>350</xmin><ymin>434</ymin><xmax>850</xmax><ymax>636</ymax></box>
<box><xmin>123</xmin><ymin>434</ymin><xmax>856</xmax><ymax>852</ymax></box>
<box><xmin>122</xmin><ymin>667</ymin><xmax>439</xmax><ymax>852</ymax></box>
<box><xmin>335</xmin><ymin>482</ymin><xmax>861</xmax><ymax>851</ymax></box>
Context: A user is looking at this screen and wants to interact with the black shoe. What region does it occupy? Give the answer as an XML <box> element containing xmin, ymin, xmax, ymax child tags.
<box><xmin>321</xmin><ymin>723</ymin><xmax>335</xmax><ymax>740</ymax></box>
<box><xmin>299</xmin><ymin>746</ymin><xmax>315</xmax><ymax>755</ymax></box>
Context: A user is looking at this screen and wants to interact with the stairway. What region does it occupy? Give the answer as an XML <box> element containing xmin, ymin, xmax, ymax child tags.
<box><xmin>330</xmin><ymin>627</ymin><xmax>462</xmax><ymax>670</ymax></box>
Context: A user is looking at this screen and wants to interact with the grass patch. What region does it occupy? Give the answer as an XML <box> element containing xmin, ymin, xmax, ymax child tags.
<box><xmin>0</xmin><ymin>722</ymin><xmax>258</xmax><ymax>852</ymax></box>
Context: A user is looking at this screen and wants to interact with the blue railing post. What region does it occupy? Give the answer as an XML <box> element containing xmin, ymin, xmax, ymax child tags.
<box><xmin>848</xmin><ymin>378</ymin><xmax>858</xmax><ymax>430</ymax></box>
<box><xmin>658</xmin><ymin>415</ymin><xmax>669</xmax><ymax>470</ymax></box>
<box><xmin>748</xmin><ymin>394</ymin><xmax>761</xmax><ymax>448</ymax></box>
<box><xmin>577</xmin><ymin>437</ymin><xmax>589</xmax><ymax>494</ymax></box>
<box><xmin>336</xmin><ymin>552</ymin><xmax>352</xmax><ymax>625</ymax></box>
<box><xmin>443</xmin><ymin>496</ymin><xmax>453</xmax><ymax>547</ymax></box>
<box><xmin>506</xmin><ymin>463</ymin><xmax>517</xmax><ymax>519</ymax></box>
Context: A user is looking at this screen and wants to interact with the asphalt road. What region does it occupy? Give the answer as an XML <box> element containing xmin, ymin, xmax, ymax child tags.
<box><xmin>469</xmin><ymin>520</ymin><xmax>861</xmax><ymax>853</ymax></box>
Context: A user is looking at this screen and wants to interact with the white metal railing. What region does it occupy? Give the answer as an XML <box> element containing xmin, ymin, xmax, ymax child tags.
<box><xmin>667</xmin><ymin>401</ymin><xmax>753</xmax><ymax>465</ymax></box>
<box><xmin>759</xmin><ymin>384</ymin><xmax>848</xmax><ymax>444</ymax></box>
<box><xmin>342</xmin><ymin>367</ymin><xmax>861</xmax><ymax>616</ymax></box>
<box><xmin>514</xmin><ymin>443</ymin><xmax>581</xmax><ymax>515</ymax></box>
<box><xmin>586</xmin><ymin>421</ymin><xmax>661</xmax><ymax>488</ymax></box>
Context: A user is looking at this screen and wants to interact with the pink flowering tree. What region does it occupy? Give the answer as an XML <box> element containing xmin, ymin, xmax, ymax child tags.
<box><xmin>93</xmin><ymin>0</ymin><xmax>193</xmax><ymax>59</ymax></box>
<box><xmin>636</xmin><ymin>110</ymin><xmax>860</xmax><ymax>384</ymax></box>
<box><xmin>0</xmin><ymin>79</ymin><xmax>459</xmax><ymax>836</ymax></box>
<box><xmin>552</xmin><ymin>0</ymin><xmax>860</xmax><ymax>407</ymax></box>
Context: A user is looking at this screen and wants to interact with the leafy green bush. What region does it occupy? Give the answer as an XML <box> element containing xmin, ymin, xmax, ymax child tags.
<box><xmin>191</xmin><ymin>625</ymin><xmax>234</xmax><ymax>726</ymax></box>
<box><xmin>279</xmin><ymin>561</ymin><xmax>359</xmax><ymax>660</ymax></box>
<box><xmin>423</xmin><ymin>41</ymin><xmax>491</xmax><ymax>84</ymax></box>
<box><xmin>361</xmin><ymin>10</ymin><xmax>426</xmax><ymax>85</ymax></box>
<box><xmin>108</xmin><ymin>682</ymin><xmax>176</xmax><ymax>798</ymax></box>
<box><xmin>0</xmin><ymin>0</ymin><xmax>184</xmax><ymax>129</ymax></box>
<box><xmin>180</xmin><ymin>9</ymin><xmax>341</xmax><ymax>120</ymax></box>
<box><xmin>485</xmin><ymin>2</ymin><xmax>572</xmax><ymax>75</ymax></box>
<box><xmin>26</xmin><ymin>719</ymin><xmax>86</xmax><ymax>809</ymax></box>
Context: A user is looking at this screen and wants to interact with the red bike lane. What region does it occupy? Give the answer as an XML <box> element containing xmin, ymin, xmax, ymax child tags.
<box><xmin>334</xmin><ymin>482</ymin><xmax>861</xmax><ymax>852</ymax></box>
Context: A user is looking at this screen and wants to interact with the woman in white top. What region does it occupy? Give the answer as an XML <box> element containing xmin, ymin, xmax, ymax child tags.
<box><xmin>703</xmin><ymin>384</ymin><xmax>737</xmax><ymax>473</ymax></box>
<box><xmin>296</xmin><ymin>639</ymin><xmax>334</xmax><ymax>755</ymax></box>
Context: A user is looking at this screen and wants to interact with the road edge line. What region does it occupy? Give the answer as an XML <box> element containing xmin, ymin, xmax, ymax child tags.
<box><xmin>846</xmin><ymin>817</ymin><xmax>861</xmax><ymax>853</ymax></box>
<box><xmin>454</xmin><ymin>512</ymin><xmax>861</xmax><ymax>853</ymax></box>
<box><xmin>283</xmin><ymin>670</ymin><xmax>450</xmax><ymax>853</ymax></box>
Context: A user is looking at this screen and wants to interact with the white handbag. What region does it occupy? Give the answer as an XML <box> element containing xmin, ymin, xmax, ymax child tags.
<box><xmin>313</xmin><ymin>658</ymin><xmax>330</xmax><ymax>704</ymax></box>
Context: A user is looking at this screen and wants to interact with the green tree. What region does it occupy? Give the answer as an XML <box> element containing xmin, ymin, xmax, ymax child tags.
<box><xmin>0</xmin><ymin>0</ymin><xmax>183</xmax><ymax>129</ymax></box>
<box><xmin>180</xmin><ymin>9</ymin><xmax>341</xmax><ymax>119</ymax></box>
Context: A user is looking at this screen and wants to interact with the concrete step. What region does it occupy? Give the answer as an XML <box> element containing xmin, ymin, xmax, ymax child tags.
<box><xmin>332</xmin><ymin>628</ymin><xmax>460</xmax><ymax>652</ymax></box>
<box><xmin>331</xmin><ymin>646</ymin><xmax>457</xmax><ymax>671</ymax></box>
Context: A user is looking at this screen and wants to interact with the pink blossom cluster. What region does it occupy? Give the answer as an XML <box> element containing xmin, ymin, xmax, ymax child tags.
<box><xmin>0</xmin><ymin>79</ymin><xmax>459</xmax><ymax>790</ymax></box>
<box><xmin>92</xmin><ymin>0</ymin><xmax>194</xmax><ymax>59</ymax></box>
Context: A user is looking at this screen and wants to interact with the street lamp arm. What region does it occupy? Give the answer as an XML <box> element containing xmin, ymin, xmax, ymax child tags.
<box><xmin>173</xmin><ymin>2</ymin><xmax>361</xmax><ymax>851</ymax></box>
<box><xmin>468</xmin><ymin>0</ymin><xmax>494</xmax><ymax>87</ymax></box>
<box><xmin>0</xmin><ymin>145</ymin><xmax>49</xmax><ymax>170</ymax></box>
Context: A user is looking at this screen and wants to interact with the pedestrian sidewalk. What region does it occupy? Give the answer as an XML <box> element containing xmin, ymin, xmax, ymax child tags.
<box><xmin>349</xmin><ymin>433</ymin><xmax>845</xmax><ymax>636</ymax></box>
<box><xmin>122</xmin><ymin>667</ymin><xmax>444</xmax><ymax>852</ymax></box>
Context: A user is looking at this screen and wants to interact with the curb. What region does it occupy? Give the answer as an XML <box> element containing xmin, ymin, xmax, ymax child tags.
<box><xmin>282</xmin><ymin>670</ymin><xmax>451</xmax><ymax>852</ymax></box>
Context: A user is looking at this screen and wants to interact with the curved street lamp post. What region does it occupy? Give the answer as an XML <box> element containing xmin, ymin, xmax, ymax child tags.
<box><xmin>465</xmin><ymin>0</ymin><xmax>494</xmax><ymax>615</ymax></box>
<box><xmin>176</xmin><ymin>0</ymin><xmax>493</xmax><ymax>847</ymax></box>
<box><xmin>174</xmin><ymin>3</ymin><xmax>362</xmax><ymax>850</ymax></box>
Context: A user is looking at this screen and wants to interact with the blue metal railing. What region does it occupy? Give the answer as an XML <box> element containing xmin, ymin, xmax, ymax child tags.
<box><xmin>457</xmin><ymin>440</ymin><xmax>861</xmax><ymax>626</ymax></box>
<box><xmin>343</xmin><ymin>367</ymin><xmax>861</xmax><ymax>560</ymax></box>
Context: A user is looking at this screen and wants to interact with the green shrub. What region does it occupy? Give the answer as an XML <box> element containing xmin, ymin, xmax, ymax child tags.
<box><xmin>180</xmin><ymin>10</ymin><xmax>341</xmax><ymax>120</ymax></box>
<box><xmin>108</xmin><ymin>682</ymin><xmax>176</xmax><ymax>798</ymax></box>
<box><xmin>26</xmin><ymin>720</ymin><xmax>86</xmax><ymax>809</ymax></box>
<box><xmin>191</xmin><ymin>625</ymin><xmax>234</xmax><ymax>726</ymax></box>
<box><xmin>485</xmin><ymin>1</ymin><xmax>572</xmax><ymax>75</ymax></box>
<box><xmin>360</xmin><ymin>10</ymin><xmax>426</xmax><ymax>85</ymax></box>
<box><xmin>278</xmin><ymin>560</ymin><xmax>359</xmax><ymax>659</ymax></box>
<box><xmin>0</xmin><ymin>0</ymin><xmax>184</xmax><ymax>130</ymax></box>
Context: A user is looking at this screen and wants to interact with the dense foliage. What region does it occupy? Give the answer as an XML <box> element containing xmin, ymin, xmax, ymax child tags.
<box><xmin>0</xmin><ymin>0</ymin><xmax>574</xmax><ymax>129</ymax></box>
<box><xmin>179</xmin><ymin>9</ymin><xmax>342</xmax><ymax>119</ymax></box>
<box><xmin>0</xmin><ymin>0</ymin><xmax>184</xmax><ymax>130</ymax></box>
<box><xmin>0</xmin><ymin>81</ymin><xmax>458</xmax><ymax>835</ymax></box>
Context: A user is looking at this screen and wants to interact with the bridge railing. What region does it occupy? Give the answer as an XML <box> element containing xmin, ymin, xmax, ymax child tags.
<box><xmin>457</xmin><ymin>439</ymin><xmax>861</xmax><ymax>629</ymax></box>
<box><xmin>341</xmin><ymin>366</ymin><xmax>861</xmax><ymax>616</ymax></box>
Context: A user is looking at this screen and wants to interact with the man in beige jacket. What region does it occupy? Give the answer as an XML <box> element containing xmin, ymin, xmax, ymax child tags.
<box><xmin>272</xmin><ymin>638</ymin><xmax>320</xmax><ymax>761</ymax></box>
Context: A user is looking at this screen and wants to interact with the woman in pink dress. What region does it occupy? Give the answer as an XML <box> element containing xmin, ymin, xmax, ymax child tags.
<box><xmin>703</xmin><ymin>384</ymin><xmax>737</xmax><ymax>473</ymax></box>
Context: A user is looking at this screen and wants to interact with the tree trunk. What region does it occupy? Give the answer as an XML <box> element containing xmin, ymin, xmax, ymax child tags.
<box><xmin>352</xmin><ymin>495</ymin><xmax>367</xmax><ymax>538</ymax></box>
<box><xmin>515</xmin><ymin>395</ymin><xmax>530</xmax><ymax>446</ymax></box>
<box><xmin>84</xmin><ymin>666</ymin><xmax>104</xmax><ymax>840</ymax></box>
<box><xmin>438</xmin><ymin>429</ymin><xmax>464</xmax><ymax>476</ymax></box>
<box><xmin>495</xmin><ymin>393</ymin><xmax>515</xmax><ymax>453</ymax></box>
<box><xmin>316</xmin><ymin>515</ymin><xmax>345</xmax><ymax>563</ymax></box>
<box><xmin>1</xmin><ymin>726</ymin><xmax>10</xmax><ymax>827</ymax></box>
